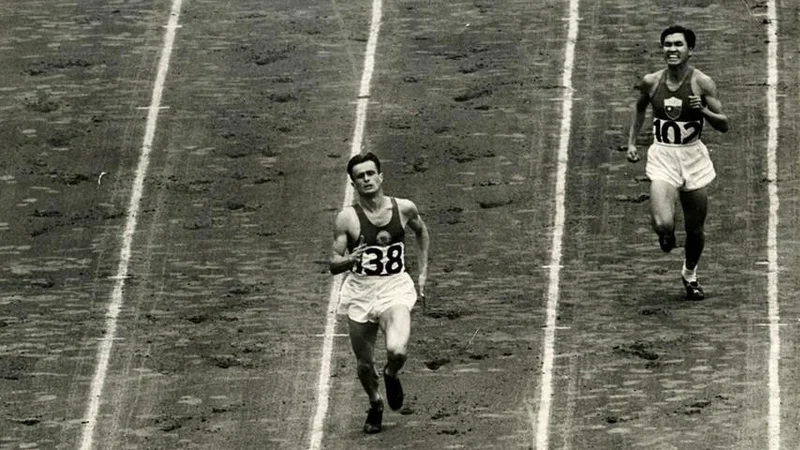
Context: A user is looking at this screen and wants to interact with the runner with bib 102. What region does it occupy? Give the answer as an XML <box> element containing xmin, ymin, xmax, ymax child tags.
<box><xmin>652</xmin><ymin>117</ymin><xmax>702</xmax><ymax>145</ymax></box>
<box><xmin>626</xmin><ymin>25</ymin><xmax>729</xmax><ymax>301</ymax></box>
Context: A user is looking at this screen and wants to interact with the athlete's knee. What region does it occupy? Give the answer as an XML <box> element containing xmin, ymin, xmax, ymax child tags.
<box><xmin>684</xmin><ymin>213</ymin><xmax>706</xmax><ymax>235</ymax></box>
<box><xmin>386</xmin><ymin>342</ymin><xmax>408</xmax><ymax>360</ymax></box>
<box><xmin>685</xmin><ymin>226</ymin><xmax>704</xmax><ymax>240</ymax></box>
<box><xmin>356</xmin><ymin>358</ymin><xmax>378</xmax><ymax>376</ymax></box>
<box><xmin>384</xmin><ymin>321</ymin><xmax>410</xmax><ymax>357</ymax></box>
<box><xmin>651</xmin><ymin>216</ymin><xmax>674</xmax><ymax>235</ymax></box>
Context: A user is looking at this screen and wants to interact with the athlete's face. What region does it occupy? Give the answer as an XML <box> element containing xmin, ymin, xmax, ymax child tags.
<box><xmin>662</xmin><ymin>33</ymin><xmax>692</xmax><ymax>66</ymax></box>
<box><xmin>351</xmin><ymin>161</ymin><xmax>383</xmax><ymax>195</ymax></box>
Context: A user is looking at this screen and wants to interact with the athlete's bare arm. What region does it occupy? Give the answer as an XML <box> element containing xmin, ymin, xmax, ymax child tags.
<box><xmin>690</xmin><ymin>71</ymin><xmax>729</xmax><ymax>133</ymax></box>
<box><xmin>399</xmin><ymin>199</ymin><xmax>429</xmax><ymax>297</ymax></box>
<box><xmin>329</xmin><ymin>208</ymin><xmax>367</xmax><ymax>275</ymax></box>
<box><xmin>627</xmin><ymin>72</ymin><xmax>659</xmax><ymax>162</ymax></box>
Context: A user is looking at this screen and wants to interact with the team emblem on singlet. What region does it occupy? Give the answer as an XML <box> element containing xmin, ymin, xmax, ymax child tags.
<box><xmin>664</xmin><ymin>97</ymin><xmax>682</xmax><ymax>120</ymax></box>
<box><xmin>376</xmin><ymin>230</ymin><xmax>392</xmax><ymax>246</ymax></box>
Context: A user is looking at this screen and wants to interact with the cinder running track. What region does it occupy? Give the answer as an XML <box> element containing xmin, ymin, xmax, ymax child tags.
<box><xmin>0</xmin><ymin>1</ymin><xmax>798</xmax><ymax>449</ymax></box>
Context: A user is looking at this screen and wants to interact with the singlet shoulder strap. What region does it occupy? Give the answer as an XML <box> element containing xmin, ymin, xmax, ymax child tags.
<box><xmin>657</xmin><ymin>69</ymin><xmax>667</xmax><ymax>85</ymax></box>
<box><xmin>648</xmin><ymin>70</ymin><xmax>666</xmax><ymax>97</ymax></box>
<box><xmin>688</xmin><ymin>68</ymin><xmax>702</xmax><ymax>95</ymax></box>
<box><xmin>388</xmin><ymin>197</ymin><xmax>405</xmax><ymax>232</ymax></box>
<box><xmin>352</xmin><ymin>203</ymin><xmax>367</xmax><ymax>222</ymax></box>
<box><xmin>683</xmin><ymin>67</ymin><xmax>695</xmax><ymax>88</ymax></box>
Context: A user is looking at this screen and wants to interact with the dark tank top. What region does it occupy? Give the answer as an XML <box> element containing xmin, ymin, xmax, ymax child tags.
<box><xmin>650</xmin><ymin>68</ymin><xmax>704</xmax><ymax>145</ymax></box>
<box><xmin>349</xmin><ymin>197</ymin><xmax>406</xmax><ymax>277</ymax></box>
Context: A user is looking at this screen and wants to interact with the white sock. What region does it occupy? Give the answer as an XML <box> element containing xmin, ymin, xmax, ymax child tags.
<box><xmin>682</xmin><ymin>262</ymin><xmax>697</xmax><ymax>282</ymax></box>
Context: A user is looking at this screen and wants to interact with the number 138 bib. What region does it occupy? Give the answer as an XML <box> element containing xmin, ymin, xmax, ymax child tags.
<box><xmin>353</xmin><ymin>242</ymin><xmax>406</xmax><ymax>276</ymax></box>
<box><xmin>349</xmin><ymin>197</ymin><xmax>408</xmax><ymax>277</ymax></box>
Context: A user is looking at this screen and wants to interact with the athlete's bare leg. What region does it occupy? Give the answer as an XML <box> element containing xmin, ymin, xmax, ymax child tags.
<box><xmin>379</xmin><ymin>304</ymin><xmax>412</xmax><ymax>376</ymax></box>
<box><xmin>379</xmin><ymin>304</ymin><xmax>411</xmax><ymax>411</ymax></box>
<box><xmin>650</xmin><ymin>179</ymin><xmax>680</xmax><ymax>251</ymax></box>
<box><xmin>348</xmin><ymin>318</ymin><xmax>382</xmax><ymax>403</ymax></box>
<box><xmin>679</xmin><ymin>187</ymin><xmax>709</xmax><ymax>271</ymax></box>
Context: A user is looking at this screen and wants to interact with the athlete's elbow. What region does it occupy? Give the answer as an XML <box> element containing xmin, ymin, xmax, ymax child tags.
<box><xmin>329</xmin><ymin>260</ymin><xmax>343</xmax><ymax>275</ymax></box>
<box><xmin>711</xmin><ymin>117</ymin><xmax>729</xmax><ymax>133</ymax></box>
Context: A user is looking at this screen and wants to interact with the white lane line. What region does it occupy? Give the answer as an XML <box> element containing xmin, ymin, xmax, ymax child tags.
<box><xmin>534</xmin><ymin>1</ymin><xmax>579</xmax><ymax>449</ymax></box>
<box><xmin>78</xmin><ymin>1</ymin><xmax>183</xmax><ymax>449</ymax></box>
<box><xmin>307</xmin><ymin>0</ymin><xmax>383</xmax><ymax>449</ymax></box>
<box><xmin>765</xmin><ymin>1</ymin><xmax>781</xmax><ymax>448</ymax></box>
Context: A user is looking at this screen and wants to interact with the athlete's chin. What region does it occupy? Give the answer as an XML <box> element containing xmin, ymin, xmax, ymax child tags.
<box><xmin>665</xmin><ymin>57</ymin><xmax>687</xmax><ymax>66</ymax></box>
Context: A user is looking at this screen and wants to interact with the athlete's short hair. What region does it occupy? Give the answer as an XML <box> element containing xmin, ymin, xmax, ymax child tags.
<box><xmin>660</xmin><ymin>25</ymin><xmax>696</xmax><ymax>49</ymax></box>
<box><xmin>347</xmin><ymin>152</ymin><xmax>382</xmax><ymax>180</ymax></box>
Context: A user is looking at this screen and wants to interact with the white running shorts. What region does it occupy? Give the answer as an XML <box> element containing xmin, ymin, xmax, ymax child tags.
<box><xmin>338</xmin><ymin>272</ymin><xmax>417</xmax><ymax>324</ymax></box>
<box><xmin>645</xmin><ymin>140</ymin><xmax>716</xmax><ymax>191</ymax></box>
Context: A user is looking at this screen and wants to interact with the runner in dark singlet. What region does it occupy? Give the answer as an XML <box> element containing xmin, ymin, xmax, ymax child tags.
<box><xmin>330</xmin><ymin>152</ymin><xmax>430</xmax><ymax>433</ymax></box>
<box><xmin>627</xmin><ymin>25</ymin><xmax>729</xmax><ymax>300</ymax></box>
<box><xmin>348</xmin><ymin>197</ymin><xmax>408</xmax><ymax>278</ymax></box>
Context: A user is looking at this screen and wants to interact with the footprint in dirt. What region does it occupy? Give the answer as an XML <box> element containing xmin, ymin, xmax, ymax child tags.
<box><xmin>423</xmin><ymin>309</ymin><xmax>462</xmax><ymax>320</ymax></box>
<box><xmin>613</xmin><ymin>193</ymin><xmax>650</xmax><ymax>203</ymax></box>
<box><xmin>675</xmin><ymin>399</ymin><xmax>713</xmax><ymax>416</ymax></box>
<box><xmin>424</xmin><ymin>357</ymin><xmax>451</xmax><ymax>371</ymax></box>
<box><xmin>613</xmin><ymin>341</ymin><xmax>659</xmax><ymax>361</ymax></box>
<box><xmin>640</xmin><ymin>307</ymin><xmax>671</xmax><ymax>316</ymax></box>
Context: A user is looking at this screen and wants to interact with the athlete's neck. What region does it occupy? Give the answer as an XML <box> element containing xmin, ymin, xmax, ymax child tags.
<box><xmin>358</xmin><ymin>192</ymin><xmax>387</xmax><ymax>213</ymax></box>
<box><xmin>666</xmin><ymin>64</ymin><xmax>692</xmax><ymax>84</ymax></box>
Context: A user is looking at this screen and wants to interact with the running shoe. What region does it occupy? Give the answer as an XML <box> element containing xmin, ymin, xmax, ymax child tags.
<box><xmin>384</xmin><ymin>367</ymin><xmax>404</xmax><ymax>411</ymax></box>
<box><xmin>682</xmin><ymin>277</ymin><xmax>705</xmax><ymax>301</ymax></box>
<box><xmin>363</xmin><ymin>400</ymin><xmax>383</xmax><ymax>434</ymax></box>
<box><xmin>659</xmin><ymin>232</ymin><xmax>676</xmax><ymax>253</ymax></box>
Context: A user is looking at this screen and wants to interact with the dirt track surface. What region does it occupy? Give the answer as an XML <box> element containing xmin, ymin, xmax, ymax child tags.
<box><xmin>1</xmin><ymin>1</ymin><xmax>800</xmax><ymax>449</ymax></box>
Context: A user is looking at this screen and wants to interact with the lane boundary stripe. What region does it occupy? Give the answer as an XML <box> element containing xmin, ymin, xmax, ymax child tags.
<box><xmin>78</xmin><ymin>1</ymin><xmax>184</xmax><ymax>449</ymax></box>
<box><xmin>307</xmin><ymin>0</ymin><xmax>383</xmax><ymax>448</ymax></box>
<box><xmin>534</xmin><ymin>1</ymin><xmax>580</xmax><ymax>449</ymax></box>
<box><xmin>765</xmin><ymin>1</ymin><xmax>781</xmax><ymax>448</ymax></box>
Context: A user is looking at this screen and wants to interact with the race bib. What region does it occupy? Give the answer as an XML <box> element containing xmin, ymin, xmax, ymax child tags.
<box><xmin>352</xmin><ymin>242</ymin><xmax>405</xmax><ymax>276</ymax></box>
<box><xmin>652</xmin><ymin>118</ymin><xmax>703</xmax><ymax>145</ymax></box>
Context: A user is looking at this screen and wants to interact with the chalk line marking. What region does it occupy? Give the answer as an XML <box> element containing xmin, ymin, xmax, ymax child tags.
<box><xmin>765</xmin><ymin>1</ymin><xmax>781</xmax><ymax>448</ymax></box>
<box><xmin>534</xmin><ymin>1</ymin><xmax>580</xmax><ymax>449</ymax></box>
<box><xmin>307</xmin><ymin>0</ymin><xmax>383</xmax><ymax>449</ymax></box>
<box><xmin>78</xmin><ymin>1</ymin><xmax>183</xmax><ymax>449</ymax></box>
